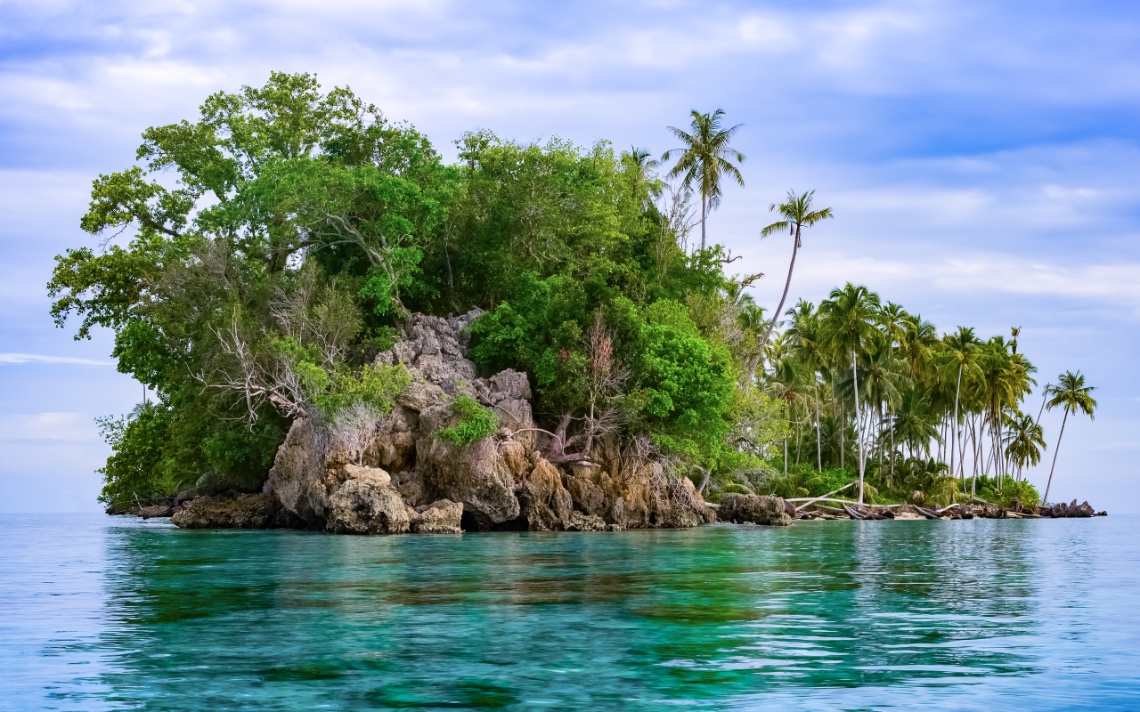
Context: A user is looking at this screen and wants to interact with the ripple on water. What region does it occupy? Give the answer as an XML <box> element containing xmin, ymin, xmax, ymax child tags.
<box><xmin>1</xmin><ymin>514</ymin><xmax>1139</xmax><ymax>710</ymax></box>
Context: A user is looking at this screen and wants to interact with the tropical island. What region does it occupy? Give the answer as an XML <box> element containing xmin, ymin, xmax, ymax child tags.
<box><xmin>48</xmin><ymin>73</ymin><xmax>1102</xmax><ymax>532</ymax></box>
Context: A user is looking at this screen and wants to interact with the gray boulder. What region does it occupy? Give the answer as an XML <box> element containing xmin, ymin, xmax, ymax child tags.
<box><xmin>326</xmin><ymin>467</ymin><xmax>410</xmax><ymax>535</ymax></box>
<box><xmin>411</xmin><ymin>499</ymin><xmax>464</xmax><ymax>534</ymax></box>
<box><xmin>718</xmin><ymin>494</ymin><xmax>793</xmax><ymax>526</ymax></box>
<box><xmin>172</xmin><ymin>494</ymin><xmax>299</xmax><ymax>529</ymax></box>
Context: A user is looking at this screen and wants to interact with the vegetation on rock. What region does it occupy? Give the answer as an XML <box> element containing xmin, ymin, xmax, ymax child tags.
<box><xmin>48</xmin><ymin>73</ymin><xmax>1093</xmax><ymax>512</ymax></box>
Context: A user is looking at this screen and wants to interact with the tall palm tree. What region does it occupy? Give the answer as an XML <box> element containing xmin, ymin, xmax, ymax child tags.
<box><xmin>1042</xmin><ymin>371</ymin><xmax>1097</xmax><ymax>505</ymax></box>
<box><xmin>758</xmin><ymin>190</ymin><xmax>834</xmax><ymax>351</ymax></box>
<box><xmin>663</xmin><ymin>109</ymin><xmax>745</xmax><ymax>251</ymax></box>
<box><xmin>940</xmin><ymin>327</ymin><xmax>981</xmax><ymax>481</ymax></box>
<box><xmin>819</xmin><ymin>283</ymin><xmax>882</xmax><ymax>503</ymax></box>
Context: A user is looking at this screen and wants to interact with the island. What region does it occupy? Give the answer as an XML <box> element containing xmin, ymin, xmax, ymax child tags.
<box><xmin>48</xmin><ymin>73</ymin><xmax>1102</xmax><ymax>532</ymax></box>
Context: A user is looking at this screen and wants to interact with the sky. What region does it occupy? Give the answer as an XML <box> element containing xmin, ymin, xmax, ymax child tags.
<box><xmin>1</xmin><ymin>0</ymin><xmax>1138</xmax><ymax>512</ymax></box>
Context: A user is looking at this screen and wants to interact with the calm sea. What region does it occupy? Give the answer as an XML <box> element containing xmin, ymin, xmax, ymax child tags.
<box><xmin>1</xmin><ymin>513</ymin><xmax>1138</xmax><ymax>710</ymax></box>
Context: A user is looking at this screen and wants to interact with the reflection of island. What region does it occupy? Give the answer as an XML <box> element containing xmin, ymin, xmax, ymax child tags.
<box><xmin>77</xmin><ymin>520</ymin><xmax>1063</xmax><ymax>709</ymax></box>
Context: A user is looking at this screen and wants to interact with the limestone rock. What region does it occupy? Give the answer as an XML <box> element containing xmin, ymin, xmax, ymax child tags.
<box><xmin>411</xmin><ymin>500</ymin><xmax>463</xmax><ymax>534</ymax></box>
<box><xmin>138</xmin><ymin>504</ymin><xmax>173</xmax><ymax>519</ymax></box>
<box><xmin>265</xmin><ymin>418</ymin><xmax>332</xmax><ymax>523</ymax></box>
<box><xmin>718</xmin><ymin>494</ymin><xmax>794</xmax><ymax>526</ymax></box>
<box><xmin>172</xmin><ymin>494</ymin><xmax>298</xmax><ymax>529</ymax></box>
<box><xmin>326</xmin><ymin>469</ymin><xmax>410</xmax><ymax>535</ymax></box>
<box><xmin>416</xmin><ymin>404</ymin><xmax>519</xmax><ymax>526</ymax></box>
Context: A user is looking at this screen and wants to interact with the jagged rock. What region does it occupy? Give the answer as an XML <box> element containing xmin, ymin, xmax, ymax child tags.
<box><xmin>344</xmin><ymin>463</ymin><xmax>391</xmax><ymax>486</ymax></box>
<box><xmin>374</xmin><ymin>312</ymin><xmax>480</xmax><ymax>393</ymax></box>
<box><xmin>326</xmin><ymin>468</ymin><xmax>410</xmax><ymax>534</ymax></box>
<box><xmin>265</xmin><ymin>417</ymin><xmax>333</xmax><ymax>523</ymax></box>
<box><xmin>718</xmin><ymin>494</ymin><xmax>793</xmax><ymax>526</ymax></box>
<box><xmin>417</xmin><ymin>403</ymin><xmax>519</xmax><ymax>526</ymax></box>
<box><xmin>1048</xmin><ymin>499</ymin><xmax>1096</xmax><ymax>518</ymax></box>
<box><xmin>564</xmin><ymin>511</ymin><xmax>607</xmax><ymax>531</ymax></box>
<box><xmin>138</xmin><ymin>504</ymin><xmax>173</xmax><ymax>519</ymax></box>
<box><xmin>392</xmin><ymin>470</ymin><xmax>425</xmax><ymax>507</ymax></box>
<box><xmin>172</xmin><ymin>494</ymin><xmax>299</xmax><ymax>529</ymax></box>
<box><xmin>411</xmin><ymin>500</ymin><xmax>463</xmax><ymax>534</ymax></box>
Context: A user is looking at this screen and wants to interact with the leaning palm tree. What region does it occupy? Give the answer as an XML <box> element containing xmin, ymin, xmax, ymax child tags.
<box><xmin>663</xmin><ymin>109</ymin><xmax>745</xmax><ymax>251</ymax></box>
<box><xmin>1041</xmin><ymin>371</ymin><xmax>1097</xmax><ymax>505</ymax></box>
<box><xmin>758</xmin><ymin>190</ymin><xmax>833</xmax><ymax>351</ymax></box>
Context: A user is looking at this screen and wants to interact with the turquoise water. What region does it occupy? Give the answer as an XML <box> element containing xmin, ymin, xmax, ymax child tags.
<box><xmin>2</xmin><ymin>514</ymin><xmax>1138</xmax><ymax>710</ymax></box>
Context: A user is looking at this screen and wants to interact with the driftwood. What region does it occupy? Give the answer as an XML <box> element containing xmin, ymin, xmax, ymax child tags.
<box><xmin>914</xmin><ymin>505</ymin><xmax>942</xmax><ymax>520</ymax></box>
<box><xmin>842</xmin><ymin>504</ymin><xmax>866</xmax><ymax>520</ymax></box>
<box><xmin>792</xmin><ymin>482</ymin><xmax>856</xmax><ymax>512</ymax></box>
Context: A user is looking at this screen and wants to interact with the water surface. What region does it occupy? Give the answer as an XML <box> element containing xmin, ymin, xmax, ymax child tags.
<box><xmin>2</xmin><ymin>514</ymin><xmax>1138</xmax><ymax>710</ymax></box>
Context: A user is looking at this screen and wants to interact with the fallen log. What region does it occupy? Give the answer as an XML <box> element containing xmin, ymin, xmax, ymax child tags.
<box><xmin>792</xmin><ymin>482</ymin><xmax>856</xmax><ymax>512</ymax></box>
<box><xmin>913</xmin><ymin>505</ymin><xmax>942</xmax><ymax>520</ymax></box>
<box><xmin>843</xmin><ymin>504</ymin><xmax>866</xmax><ymax>520</ymax></box>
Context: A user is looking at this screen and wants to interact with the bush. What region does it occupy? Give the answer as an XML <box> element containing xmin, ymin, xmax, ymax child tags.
<box><xmin>437</xmin><ymin>396</ymin><xmax>498</xmax><ymax>446</ymax></box>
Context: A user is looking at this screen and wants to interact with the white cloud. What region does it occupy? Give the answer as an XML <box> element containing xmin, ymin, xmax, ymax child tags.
<box><xmin>0</xmin><ymin>353</ymin><xmax>113</xmax><ymax>366</ymax></box>
<box><xmin>0</xmin><ymin>412</ymin><xmax>98</xmax><ymax>441</ymax></box>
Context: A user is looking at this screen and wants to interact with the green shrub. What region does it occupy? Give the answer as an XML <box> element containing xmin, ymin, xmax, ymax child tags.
<box><xmin>437</xmin><ymin>396</ymin><xmax>498</xmax><ymax>446</ymax></box>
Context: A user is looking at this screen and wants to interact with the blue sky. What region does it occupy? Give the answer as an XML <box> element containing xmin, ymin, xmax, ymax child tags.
<box><xmin>1</xmin><ymin>0</ymin><xmax>1138</xmax><ymax>512</ymax></box>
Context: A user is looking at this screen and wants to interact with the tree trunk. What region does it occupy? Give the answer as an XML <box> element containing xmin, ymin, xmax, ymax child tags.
<box><xmin>952</xmin><ymin>364</ymin><xmax>962</xmax><ymax>482</ymax></box>
<box><xmin>758</xmin><ymin>225</ymin><xmax>801</xmax><ymax>352</ymax></box>
<box><xmin>1042</xmin><ymin>409</ymin><xmax>1069</xmax><ymax>505</ymax></box>
<box><xmin>700</xmin><ymin>196</ymin><xmax>707</xmax><ymax>251</ymax></box>
<box><xmin>816</xmin><ymin>399</ymin><xmax>822</xmax><ymax>472</ymax></box>
<box><xmin>853</xmin><ymin>350</ymin><xmax>866</xmax><ymax>504</ymax></box>
<box><xmin>840</xmin><ymin>403</ymin><xmax>846</xmax><ymax>470</ymax></box>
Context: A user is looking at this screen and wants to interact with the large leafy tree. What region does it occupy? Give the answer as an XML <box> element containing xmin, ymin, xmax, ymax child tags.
<box><xmin>663</xmin><ymin>109</ymin><xmax>745</xmax><ymax>251</ymax></box>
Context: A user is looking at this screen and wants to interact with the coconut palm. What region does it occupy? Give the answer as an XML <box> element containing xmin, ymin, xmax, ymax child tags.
<box><xmin>940</xmin><ymin>327</ymin><xmax>981</xmax><ymax>481</ymax></box>
<box><xmin>623</xmin><ymin>146</ymin><xmax>661</xmax><ymax>204</ymax></box>
<box><xmin>663</xmin><ymin>109</ymin><xmax>745</xmax><ymax>251</ymax></box>
<box><xmin>758</xmin><ymin>190</ymin><xmax>833</xmax><ymax>350</ymax></box>
<box><xmin>1003</xmin><ymin>411</ymin><xmax>1046</xmax><ymax>481</ymax></box>
<box><xmin>819</xmin><ymin>283</ymin><xmax>882</xmax><ymax>503</ymax></box>
<box><xmin>1042</xmin><ymin>371</ymin><xmax>1097</xmax><ymax>505</ymax></box>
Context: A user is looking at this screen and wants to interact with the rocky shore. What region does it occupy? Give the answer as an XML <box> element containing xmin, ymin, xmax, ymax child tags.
<box><xmin>113</xmin><ymin>310</ymin><xmax>1105</xmax><ymax>534</ymax></box>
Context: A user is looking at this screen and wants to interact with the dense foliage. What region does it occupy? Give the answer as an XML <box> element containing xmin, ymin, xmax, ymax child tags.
<box><xmin>51</xmin><ymin>74</ymin><xmax>1081</xmax><ymax>509</ymax></box>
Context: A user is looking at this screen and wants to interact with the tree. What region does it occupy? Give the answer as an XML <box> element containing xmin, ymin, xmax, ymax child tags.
<box><xmin>1042</xmin><ymin>371</ymin><xmax>1097</xmax><ymax>505</ymax></box>
<box><xmin>1003</xmin><ymin>411</ymin><xmax>1045</xmax><ymax>481</ymax></box>
<box><xmin>758</xmin><ymin>190</ymin><xmax>833</xmax><ymax>351</ymax></box>
<box><xmin>819</xmin><ymin>283</ymin><xmax>881</xmax><ymax>503</ymax></box>
<box><xmin>663</xmin><ymin>109</ymin><xmax>745</xmax><ymax>251</ymax></box>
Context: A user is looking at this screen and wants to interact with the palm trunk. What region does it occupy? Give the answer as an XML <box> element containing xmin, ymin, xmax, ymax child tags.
<box><xmin>1042</xmin><ymin>409</ymin><xmax>1069</xmax><ymax>505</ymax></box>
<box><xmin>840</xmin><ymin>402</ymin><xmax>846</xmax><ymax>470</ymax></box>
<box><xmin>700</xmin><ymin>196</ymin><xmax>707</xmax><ymax>251</ymax></box>
<box><xmin>816</xmin><ymin>399</ymin><xmax>822</xmax><ymax>472</ymax></box>
<box><xmin>952</xmin><ymin>364</ymin><xmax>962</xmax><ymax>482</ymax></box>
<box><xmin>853</xmin><ymin>350</ymin><xmax>866</xmax><ymax>504</ymax></box>
<box><xmin>758</xmin><ymin>225</ymin><xmax>801</xmax><ymax>352</ymax></box>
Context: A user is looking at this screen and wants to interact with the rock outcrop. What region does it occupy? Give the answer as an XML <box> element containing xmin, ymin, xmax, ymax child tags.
<box><xmin>326</xmin><ymin>466</ymin><xmax>410</xmax><ymax>535</ymax></box>
<box><xmin>181</xmin><ymin>309</ymin><xmax>719</xmax><ymax>535</ymax></box>
<box><xmin>171</xmin><ymin>493</ymin><xmax>302</xmax><ymax>529</ymax></box>
<box><xmin>718</xmin><ymin>494</ymin><xmax>794</xmax><ymax>527</ymax></box>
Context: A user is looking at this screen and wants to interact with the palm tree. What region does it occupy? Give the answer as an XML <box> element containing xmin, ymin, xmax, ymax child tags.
<box><xmin>663</xmin><ymin>109</ymin><xmax>745</xmax><ymax>251</ymax></box>
<box><xmin>758</xmin><ymin>190</ymin><xmax>834</xmax><ymax>351</ymax></box>
<box><xmin>1003</xmin><ymin>411</ymin><xmax>1045</xmax><ymax>481</ymax></box>
<box><xmin>819</xmin><ymin>283</ymin><xmax>882</xmax><ymax>503</ymax></box>
<box><xmin>1042</xmin><ymin>371</ymin><xmax>1097</xmax><ymax>505</ymax></box>
<box><xmin>940</xmin><ymin>327</ymin><xmax>981</xmax><ymax>481</ymax></box>
<box><xmin>623</xmin><ymin>146</ymin><xmax>661</xmax><ymax>204</ymax></box>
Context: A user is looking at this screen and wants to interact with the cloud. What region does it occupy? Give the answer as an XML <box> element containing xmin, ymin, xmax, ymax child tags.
<box><xmin>0</xmin><ymin>353</ymin><xmax>113</xmax><ymax>366</ymax></box>
<box><xmin>0</xmin><ymin>411</ymin><xmax>98</xmax><ymax>441</ymax></box>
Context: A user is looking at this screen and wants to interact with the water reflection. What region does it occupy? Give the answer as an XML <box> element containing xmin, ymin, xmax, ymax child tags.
<box><xmin>55</xmin><ymin>520</ymin><xmax>1068</xmax><ymax>709</ymax></box>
